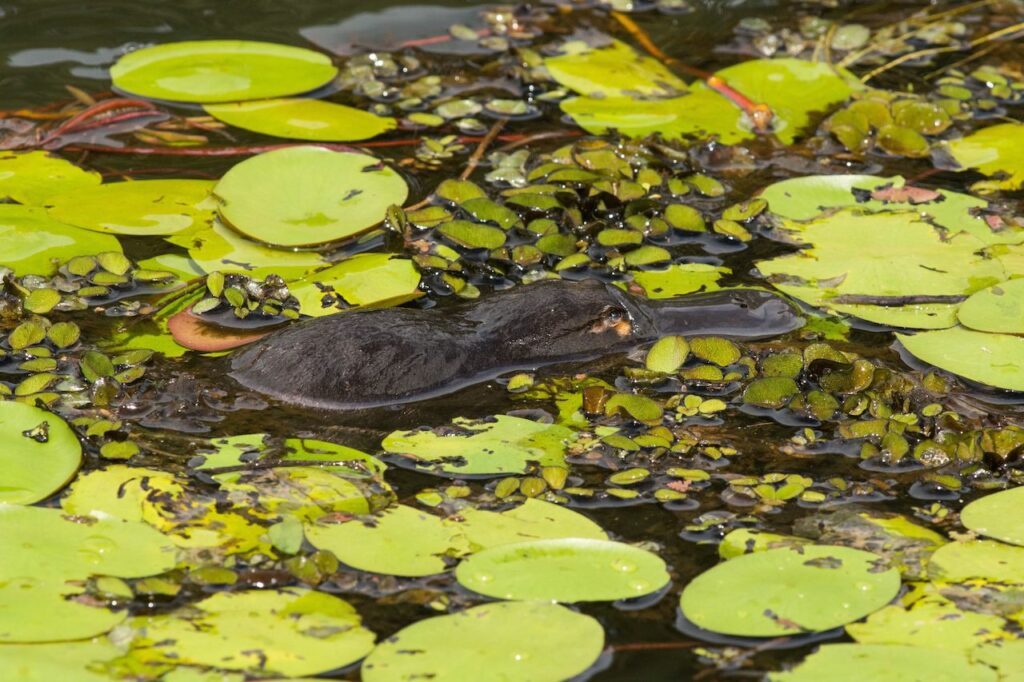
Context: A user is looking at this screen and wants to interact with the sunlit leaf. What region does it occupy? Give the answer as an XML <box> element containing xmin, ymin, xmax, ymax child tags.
<box><xmin>205</xmin><ymin>98</ymin><xmax>396</xmax><ymax>141</ymax></box>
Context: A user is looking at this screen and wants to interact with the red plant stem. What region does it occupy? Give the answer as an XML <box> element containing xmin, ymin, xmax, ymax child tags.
<box><xmin>397</xmin><ymin>28</ymin><xmax>493</xmax><ymax>49</ymax></box>
<box><xmin>65</xmin><ymin>131</ymin><xmax>583</xmax><ymax>157</ymax></box>
<box><xmin>609</xmin><ymin>11</ymin><xmax>774</xmax><ymax>133</ymax></box>
<box><xmin>41</xmin><ymin>98</ymin><xmax>157</xmax><ymax>143</ymax></box>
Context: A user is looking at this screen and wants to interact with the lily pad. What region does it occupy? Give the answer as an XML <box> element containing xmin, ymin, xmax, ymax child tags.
<box><xmin>451</xmin><ymin>498</ymin><xmax>607</xmax><ymax>550</ymax></box>
<box><xmin>170</xmin><ymin>220</ymin><xmax>329</xmax><ymax>278</ymax></box>
<box><xmin>205</xmin><ymin>98</ymin><xmax>396</xmax><ymax>141</ymax></box>
<box><xmin>679</xmin><ymin>545</ymin><xmax>900</xmax><ymax>637</ymax></box>
<box><xmin>544</xmin><ymin>39</ymin><xmax>686</xmax><ymax>98</ymax></box>
<box><xmin>0</xmin><ymin>150</ymin><xmax>101</xmax><ymax>206</ymax></box>
<box><xmin>381</xmin><ymin>415</ymin><xmax>576</xmax><ymax>475</ymax></box>
<box><xmin>361</xmin><ymin>601</ymin><xmax>604</xmax><ymax>682</ymax></box>
<box><xmin>305</xmin><ymin>504</ymin><xmax>464</xmax><ymax>577</ymax></box>
<box><xmin>0</xmin><ymin>578</ymin><xmax>127</xmax><ymax>643</ymax></box>
<box><xmin>110</xmin><ymin>40</ymin><xmax>338</xmax><ymax>103</ymax></box>
<box><xmin>0</xmin><ymin>503</ymin><xmax>177</xmax><ymax>581</ymax></box>
<box><xmin>971</xmin><ymin>641</ymin><xmax>1024</xmax><ymax>681</ymax></box>
<box><xmin>897</xmin><ymin>326</ymin><xmax>1024</xmax><ymax>392</ymax></box>
<box><xmin>770</xmin><ymin>644</ymin><xmax>997</xmax><ymax>682</ymax></box>
<box><xmin>288</xmin><ymin>254</ymin><xmax>422</xmax><ymax>316</ymax></box>
<box><xmin>960</xmin><ymin>486</ymin><xmax>1024</xmax><ymax>547</ymax></box>
<box><xmin>627</xmin><ymin>263</ymin><xmax>728</xmax><ymax>299</ymax></box>
<box><xmin>0</xmin><ymin>205</ymin><xmax>122</xmax><ymax>277</ymax></box>
<box><xmin>927</xmin><ymin>540</ymin><xmax>1024</xmax><ymax>583</ymax></box>
<box><xmin>0</xmin><ymin>640</ymin><xmax>123</xmax><ymax>681</ymax></box>
<box><xmin>455</xmin><ymin>537</ymin><xmax>670</xmax><ymax>602</ymax></box>
<box><xmin>946</xmin><ymin>122</ymin><xmax>1024</xmax><ymax>192</ymax></box>
<box><xmin>0</xmin><ymin>401</ymin><xmax>82</xmax><ymax>505</ymax></box>
<box><xmin>126</xmin><ymin>589</ymin><xmax>375</xmax><ymax>677</ymax></box>
<box><xmin>214</xmin><ymin>146</ymin><xmax>408</xmax><ymax>247</ymax></box>
<box><xmin>958</xmin><ymin>279</ymin><xmax>1024</xmax><ymax>334</ymax></box>
<box><xmin>46</xmin><ymin>179</ymin><xmax>216</xmax><ymax>236</ymax></box>
<box><xmin>560</xmin><ymin>57</ymin><xmax>856</xmax><ymax>145</ymax></box>
<box><xmin>846</xmin><ymin>597</ymin><xmax>1008</xmax><ymax>654</ymax></box>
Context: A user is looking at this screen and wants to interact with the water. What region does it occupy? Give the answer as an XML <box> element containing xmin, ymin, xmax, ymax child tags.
<box><xmin>3</xmin><ymin>0</ymin><xmax>1024</xmax><ymax>679</ymax></box>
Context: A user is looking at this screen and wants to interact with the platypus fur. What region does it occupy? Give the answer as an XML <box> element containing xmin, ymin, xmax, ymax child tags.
<box><xmin>229</xmin><ymin>279</ymin><xmax>800</xmax><ymax>410</ymax></box>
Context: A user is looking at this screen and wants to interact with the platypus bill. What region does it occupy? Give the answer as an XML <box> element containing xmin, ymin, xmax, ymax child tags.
<box><xmin>229</xmin><ymin>279</ymin><xmax>801</xmax><ymax>410</ymax></box>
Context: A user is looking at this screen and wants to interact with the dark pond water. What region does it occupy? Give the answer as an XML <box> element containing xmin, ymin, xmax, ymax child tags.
<box><xmin>3</xmin><ymin>0</ymin><xmax>1024</xmax><ymax>680</ymax></box>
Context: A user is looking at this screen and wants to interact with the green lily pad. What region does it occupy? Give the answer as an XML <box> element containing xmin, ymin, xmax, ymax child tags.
<box><xmin>362</xmin><ymin>601</ymin><xmax>604</xmax><ymax>682</ymax></box>
<box><xmin>451</xmin><ymin>498</ymin><xmax>607</xmax><ymax>550</ymax></box>
<box><xmin>927</xmin><ymin>540</ymin><xmax>1024</xmax><ymax>583</ymax></box>
<box><xmin>205</xmin><ymin>98</ymin><xmax>396</xmax><ymax>141</ymax></box>
<box><xmin>381</xmin><ymin>415</ymin><xmax>576</xmax><ymax>475</ymax></box>
<box><xmin>0</xmin><ymin>578</ymin><xmax>127</xmax><ymax>643</ymax></box>
<box><xmin>110</xmin><ymin>40</ymin><xmax>338</xmax><ymax>103</ymax></box>
<box><xmin>214</xmin><ymin>146</ymin><xmax>408</xmax><ymax>247</ymax></box>
<box><xmin>288</xmin><ymin>254</ymin><xmax>421</xmax><ymax>316</ymax></box>
<box><xmin>544</xmin><ymin>39</ymin><xmax>687</xmax><ymax>98</ymax></box>
<box><xmin>305</xmin><ymin>504</ymin><xmax>464</xmax><ymax>577</ymax></box>
<box><xmin>126</xmin><ymin>589</ymin><xmax>375</xmax><ymax>677</ymax></box>
<box><xmin>770</xmin><ymin>644</ymin><xmax>997</xmax><ymax>682</ymax></box>
<box><xmin>0</xmin><ymin>504</ymin><xmax>177</xmax><ymax>581</ymax></box>
<box><xmin>679</xmin><ymin>545</ymin><xmax>900</xmax><ymax>637</ymax></box>
<box><xmin>169</xmin><ymin>220</ymin><xmax>329</xmax><ymax>278</ymax></box>
<box><xmin>897</xmin><ymin>326</ymin><xmax>1024</xmax><ymax>392</ymax></box>
<box><xmin>960</xmin><ymin>486</ymin><xmax>1024</xmax><ymax>546</ymax></box>
<box><xmin>958</xmin><ymin>279</ymin><xmax>1024</xmax><ymax>334</ymax></box>
<box><xmin>0</xmin><ymin>205</ymin><xmax>122</xmax><ymax>277</ymax></box>
<box><xmin>946</xmin><ymin>122</ymin><xmax>1024</xmax><ymax>192</ymax></box>
<box><xmin>456</xmin><ymin>538</ymin><xmax>670</xmax><ymax>602</ymax></box>
<box><xmin>560</xmin><ymin>58</ymin><xmax>856</xmax><ymax>145</ymax></box>
<box><xmin>46</xmin><ymin>179</ymin><xmax>216</xmax><ymax>236</ymax></box>
<box><xmin>971</xmin><ymin>641</ymin><xmax>1024</xmax><ymax>681</ymax></box>
<box><xmin>846</xmin><ymin>597</ymin><xmax>1009</xmax><ymax>653</ymax></box>
<box><xmin>0</xmin><ymin>150</ymin><xmax>101</xmax><ymax>206</ymax></box>
<box><xmin>0</xmin><ymin>401</ymin><xmax>81</xmax><ymax>505</ymax></box>
<box><xmin>0</xmin><ymin>640</ymin><xmax>123</xmax><ymax>681</ymax></box>
<box><xmin>758</xmin><ymin>211</ymin><xmax>1004</xmax><ymax>329</ymax></box>
<box><xmin>626</xmin><ymin>263</ymin><xmax>728</xmax><ymax>299</ymax></box>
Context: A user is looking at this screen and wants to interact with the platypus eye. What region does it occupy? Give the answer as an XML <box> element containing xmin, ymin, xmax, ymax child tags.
<box><xmin>590</xmin><ymin>306</ymin><xmax>632</xmax><ymax>336</ymax></box>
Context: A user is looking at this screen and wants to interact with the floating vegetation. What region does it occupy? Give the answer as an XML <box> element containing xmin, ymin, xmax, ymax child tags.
<box><xmin>4</xmin><ymin>0</ymin><xmax>1024</xmax><ymax>678</ymax></box>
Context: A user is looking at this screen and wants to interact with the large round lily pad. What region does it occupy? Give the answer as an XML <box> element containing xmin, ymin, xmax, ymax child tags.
<box><xmin>0</xmin><ymin>401</ymin><xmax>82</xmax><ymax>505</ymax></box>
<box><xmin>845</xmin><ymin>597</ymin><xmax>1008</xmax><ymax>654</ymax></box>
<box><xmin>0</xmin><ymin>150</ymin><xmax>101</xmax><ymax>206</ymax></box>
<box><xmin>362</xmin><ymin>601</ymin><xmax>604</xmax><ymax>682</ymax></box>
<box><xmin>170</xmin><ymin>220</ymin><xmax>329</xmax><ymax>278</ymax></box>
<box><xmin>927</xmin><ymin>540</ymin><xmax>1024</xmax><ymax>582</ymax></box>
<box><xmin>679</xmin><ymin>545</ymin><xmax>900</xmax><ymax>637</ymax></box>
<box><xmin>205</xmin><ymin>98</ymin><xmax>396</xmax><ymax>141</ymax></box>
<box><xmin>381</xmin><ymin>415</ymin><xmax>575</xmax><ymax>476</ymax></box>
<box><xmin>46</xmin><ymin>179</ymin><xmax>216</xmax><ymax>236</ymax></box>
<box><xmin>0</xmin><ymin>577</ymin><xmax>126</xmax><ymax>643</ymax></box>
<box><xmin>126</xmin><ymin>589</ymin><xmax>375</xmax><ymax>677</ymax></box>
<box><xmin>110</xmin><ymin>40</ymin><xmax>338</xmax><ymax>103</ymax></box>
<box><xmin>456</xmin><ymin>538</ymin><xmax>670</xmax><ymax>602</ymax></box>
<box><xmin>769</xmin><ymin>644</ymin><xmax>997</xmax><ymax>682</ymax></box>
<box><xmin>897</xmin><ymin>326</ymin><xmax>1024</xmax><ymax>392</ymax></box>
<box><xmin>957</xmin><ymin>279</ymin><xmax>1024</xmax><ymax>334</ymax></box>
<box><xmin>214</xmin><ymin>146</ymin><xmax>408</xmax><ymax>247</ymax></box>
<box><xmin>0</xmin><ymin>205</ymin><xmax>122</xmax><ymax>277</ymax></box>
<box><xmin>960</xmin><ymin>486</ymin><xmax>1024</xmax><ymax>546</ymax></box>
<box><xmin>452</xmin><ymin>498</ymin><xmax>607</xmax><ymax>550</ymax></box>
<box><xmin>305</xmin><ymin>504</ymin><xmax>463</xmax><ymax>577</ymax></box>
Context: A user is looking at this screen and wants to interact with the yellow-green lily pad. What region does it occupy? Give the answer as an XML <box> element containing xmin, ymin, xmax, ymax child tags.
<box><xmin>0</xmin><ymin>639</ymin><xmax>123</xmax><ymax>681</ymax></box>
<box><xmin>958</xmin><ymin>279</ymin><xmax>1024</xmax><ymax>334</ymax></box>
<box><xmin>0</xmin><ymin>401</ymin><xmax>81</xmax><ymax>505</ymax></box>
<box><xmin>770</xmin><ymin>644</ymin><xmax>997</xmax><ymax>682</ymax></box>
<box><xmin>960</xmin><ymin>486</ymin><xmax>1024</xmax><ymax>547</ymax></box>
<box><xmin>46</xmin><ymin>179</ymin><xmax>216</xmax><ymax>236</ymax></box>
<box><xmin>0</xmin><ymin>150</ymin><xmax>101</xmax><ymax>206</ymax></box>
<box><xmin>111</xmin><ymin>40</ymin><xmax>338</xmax><ymax>103</ymax></box>
<box><xmin>897</xmin><ymin>326</ymin><xmax>1024</xmax><ymax>392</ymax></box>
<box><xmin>0</xmin><ymin>205</ymin><xmax>122</xmax><ymax>277</ymax></box>
<box><xmin>205</xmin><ymin>98</ymin><xmax>396</xmax><ymax>141</ymax></box>
<box><xmin>214</xmin><ymin>146</ymin><xmax>408</xmax><ymax>247</ymax></box>
<box><xmin>288</xmin><ymin>254</ymin><xmax>421</xmax><ymax>316</ymax></box>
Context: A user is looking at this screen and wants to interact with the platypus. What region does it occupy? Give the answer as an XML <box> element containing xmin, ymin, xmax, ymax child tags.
<box><xmin>229</xmin><ymin>279</ymin><xmax>800</xmax><ymax>410</ymax></box>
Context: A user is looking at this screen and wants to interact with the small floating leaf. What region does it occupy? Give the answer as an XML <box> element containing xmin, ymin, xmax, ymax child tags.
<box><xmin>214</xmin><ymin>146</ymin><xmax>408</xmax><ymax>247</ymax></box>
<box><xmin>362</xmin><ymin>601</ymin><xmax>604</xmax><ymax>682</ymax></box>
<box><xmin>646</xmin><ymin>336</ymin><xmax>690</xmax><ymax>373</ymax></box>
<box><xmin>456</xmin><ymin>537</ymin><xmax>670</xmax><ymax>602</ymax></box>
<box><xmin>205</xmin><ymin>98</ymin><xmax>396</xmax><ymax>141</ymax></box>
<box><xmin>679</xmin><ymin>545</ymin><xmax>900</xmax><ymax>637</ymax></box>
<box><xmin>110</xmin><ymin>40</ymin><xmax>338</xmax><ymax>103</ymax></box>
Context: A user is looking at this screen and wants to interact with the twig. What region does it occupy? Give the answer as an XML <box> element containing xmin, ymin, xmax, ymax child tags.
<box><xmin>459</xmin><ymin>118</ymin><xmax>506</xmax><ymax>181</ymax></box>
<box><xmin>830</xmin><ymin>294</ymin><xmax>967</xmax><ymax>306</ymax></box>
<box><xmin>196</xmin><ymin>458</ymin><xmax>374</xmax><ymax>475</ymax></box>
<box><xmin>609</xmin><ymin>11</ymin><xmax>774</xmax><ymax>133</ymax></box>
<box><xmin>611</xmin><ymin>641</ymin><xmax>698</xmax><ymax>652</ymax></box>
<box><xmin>924</xmin><ymin>40</ymin><xmax>1001</xmax><ymax>78</ymax></box>
<box><xmin>859</xmin><ymin>19</ymin><xmax>1024</xmax><ymax>83</ymax></box>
